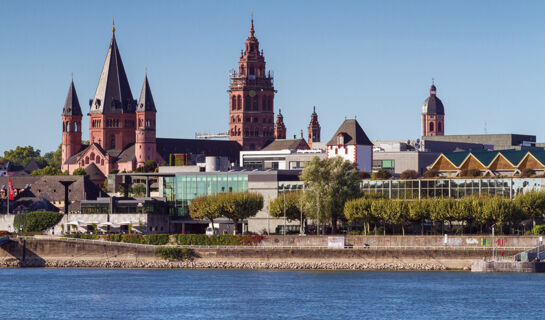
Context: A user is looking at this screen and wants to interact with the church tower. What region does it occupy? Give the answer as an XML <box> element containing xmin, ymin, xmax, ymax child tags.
<box><xmin>421</xmin><ymin>83</ymin><xmax>445</xmax><ymax>137</ymax></box>
<box><xmin>228</xmin><ymin>20</ymin><xmax>275</xmax><ymax>150</ymax></box>
<box><xmin>274</xmin><ymin>109</ymin><xmax>286</xmax><ymax>139</ymax></box>
<box><xmin>307</xmin><ymin>106</ymin><xmax>321</xmax><ymax>148</ymax></box>
<box><xmin>135</xmin><ymin>73</ymin><xmax>158</xmax><ymax>167</ymax></box>
<box><xmin>88</xmin><ymin>24</ymin><xmax>137</xmax><ymax>151</ymax></box>
<box><xmin>61</xmin><ymin>79</ymin><xmax>83</xmax><ymax>165</ymax></box>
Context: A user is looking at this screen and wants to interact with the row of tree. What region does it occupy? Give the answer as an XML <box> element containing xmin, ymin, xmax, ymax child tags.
<box><xmin>344</xmin><ymin>191</ymin><xmax>545</xmax><ymax>235</ymax></box>
<box><xmin>189</xmin><ymin>192</ymin><xmax>264</xmax><ymax>234</ymax></box>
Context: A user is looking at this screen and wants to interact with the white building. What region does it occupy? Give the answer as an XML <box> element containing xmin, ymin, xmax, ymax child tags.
<box><xmin>326</xmin><ymin>119</ymin><xmax>373</xmax><ymax>172</ymax></box>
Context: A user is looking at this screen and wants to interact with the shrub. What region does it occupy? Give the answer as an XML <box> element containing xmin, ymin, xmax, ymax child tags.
<box><xmin>64</xmin><ymin>233</ymin><xmax>100</xmax><ymax>240</ymax></box>
<box><xmin>104</xmin><ymin>234</ymin><xmax>122</xmax><ymax>242</ymax></box>
<box><xmin>359</xmin><ymin>171</ymin><xmax>371</xmax><ymax>179</ymax></box>
<box><xmin>72</xmin><ymin>167</ymin><xmax>88</xmax><ymax>176</ymax></box>
<box><xmin>400</xmin><ymin>170</ymin><xmax>419</xmax><ymax>179</ymax></box>
<box><xmin>530</xmin><ymin>225</ymin><xmax>545</xmax><ymax>235</ymax></box>
<box><xmin>175</xmin><ymin>234</ymin><xmax>264</xmax><ymax>246</ymax></box>
<box><xmin>142</xmin><ymin>234</ymin><xmax>170</xmax><ymax>245</ymax></box>
<box><xmin>14</xmin><ymin>211</ymin><xmax>63</xmax><ymax>232</ymax></box>
<box><xmin>375</xmin><ymin>169</ymin><xmax>392</xmax><ymax>179</ymax></box>
<box><xmin>155</xmin><ymin>247</ymin><xmax>193</xmax><ymax>260</ymax></box>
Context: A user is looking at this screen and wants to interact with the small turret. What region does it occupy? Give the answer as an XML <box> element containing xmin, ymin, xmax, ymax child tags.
<box><xmin>61</xmin><ymin>78</ymin><xmax>83</xmax><ymax>166</ymax></box>
<box><xmin>274</xmin><ymin>109</ymin><xmax>286</xmax><ymax>139</ymax></box>
<box><xmin>135</xmin><ymin>73</ymin><xmax>158</xmax><ymax>167</ymax></box>
<box><xmin>307</xmin><ymin>106</ymin><xmax>321</xmax><ymax>148</ymax></box>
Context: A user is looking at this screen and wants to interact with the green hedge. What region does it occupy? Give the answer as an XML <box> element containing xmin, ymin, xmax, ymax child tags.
<box><xmin>175</xmin><ymin>234</ymin><xmax>263</xmax><ymax>246</ymax></box>
<box><xmin>64</xmin><ymin>234</ymin><xmax>100</xmax><ymax>240</ymax></box>
<box><xmin>102</xmin><ymin>234</ymin><xmax>170</xmax><ymax>245</ymax></box>
<box><xmin>14</xmin><ymin>211</ymin><xmax>63</xmax><ymax>232</ymax></box>
<box><xmin>155</xmin><ymin>247</ymin><xmax>193</xmax><ymax>260</ymax></box>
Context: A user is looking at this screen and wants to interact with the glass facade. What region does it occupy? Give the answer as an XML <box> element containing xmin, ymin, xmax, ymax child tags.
<box><xmin>361</xmin><ymin>178</ymin><xmax>543</xmax><ymax>200</ymax></box>
<box><xmin>163</xmin><ymin>173</ymin><xmax>249</xmax><ymax>217</ymax></box>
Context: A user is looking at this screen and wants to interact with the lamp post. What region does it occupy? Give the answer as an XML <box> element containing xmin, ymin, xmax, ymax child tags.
<box><xmin>490</xmin><ymin>223</ymin><xmax>496</xmax><ymax>261</ymax></box>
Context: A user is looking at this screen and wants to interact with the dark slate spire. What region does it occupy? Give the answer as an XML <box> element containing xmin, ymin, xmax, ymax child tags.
<box><xmin>137</xmin><ymin>73</ymin><xmax>156</xmax><ymax>112</ymax></box>
<box><xmin>89</xmin><ymin>26</ymin><xmax>135</xmax><ymax>114</ymax></box>
<box><xmin>63</xmin><ymin>79</ymin><xmax>82</xmax><ymax>116</ymax></box>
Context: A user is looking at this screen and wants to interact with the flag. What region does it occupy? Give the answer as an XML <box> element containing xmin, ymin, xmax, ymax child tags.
<box><xmin>8</xmin><ymin>178</ymin><xmax>14</xmax><ymax>200</ymax></box>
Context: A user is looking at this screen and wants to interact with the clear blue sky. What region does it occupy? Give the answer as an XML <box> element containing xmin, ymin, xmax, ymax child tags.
<box><xmin>1</xmin><ymin>0</ymin><xmax>544</xmax><ymax>154</ymax></box>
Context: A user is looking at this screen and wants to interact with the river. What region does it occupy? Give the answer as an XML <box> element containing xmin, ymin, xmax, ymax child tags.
<box><xmin>0</xmin><ymin>269</ymin><xmax>543</xmax><ymax>319</ymax></box>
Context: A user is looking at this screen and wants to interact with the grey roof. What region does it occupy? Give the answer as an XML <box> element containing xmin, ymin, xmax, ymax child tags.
<box><xmin>136</xmin><ymin>74</ymin><xmax>156</xmax><ymax>112</ymax></box>
<box><xmin>117</xmin><ymin>144</ymin><xmax>135</xmax><ymax>163</ymax></box>
<box><xmin>422</xmin><ymin>85</ymin><xmax>445</xmax><ymax>115</ymax></box>
<box><xmin>261</xmin><ymin>139</ymin><xmax>309</xmax><ymax>151</ymax></box>
<box><xmin>156</xmin><ymin>138</ymin><xmax>242</xmax><ymax>164</ymax></box>
<box><xmin>84</xmin><ymin>163</ymin><xmax>106</xmax><ymax>181</ymax></box>
<box><xmin>63</xmin><ymin>80</ymin><xmax>82</xmax><ymax>116</ymax></box>
<box><xmin>89</xmin><ymin>33</ymin><xmax>136</xmax><ymax>114</ymax></box>
<box><xmin>327</xmin><ymin>119</ymin><xmax>373</xmax><ymax>146</ymax></box>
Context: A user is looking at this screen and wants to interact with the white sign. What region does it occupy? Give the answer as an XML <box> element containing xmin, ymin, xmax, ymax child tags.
<box><xmin>328</xmin><ymin>236</ymin><xmax>345</xmax><ymax>248</ymax></box>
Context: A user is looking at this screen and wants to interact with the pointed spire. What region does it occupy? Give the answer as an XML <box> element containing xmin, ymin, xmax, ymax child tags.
<box><xmin>312</xmin><ymin>106</ymin><xmax>317</xmax><ymax>116</ymax></box>
<box><xmin>63</xmin><ymin>78</ymin><xmax>82</xmax><ymax>116</ymax></box>
<box><xmin>90</xmin><ymin>26</ymin><xmax>135</xmax><ymax>114</ymax></box>
<box><xmin>137</xmin><ymin>73</ymin><xmax>156</xmax><ymax>112</ymax></box>
<box><xmin>112</xmin><ymin>18</ymin><xmax>116</xmax><ymax>33</ymax></box>
<box><xmin>250</xmin><ymin>19</ymin><xmax>255</xmax><ymax>37</ymax></box>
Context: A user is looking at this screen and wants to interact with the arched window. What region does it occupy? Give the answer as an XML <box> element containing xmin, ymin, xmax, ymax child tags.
<box><xmin>429</xmin><ymin>122</ymin><xmax>434</xmax><ymax>132</ymax></box>
<box><xmin>90</xmin><ymin>152</ymin><xmax>95</xmax><ymax>161</ymax></box>
<box><xmin>101</xmin><ymin>159</ymin><xmax>104</xmax><ymax>166</ymax></box>
<box><xmin>237</xmin><ymin>95</ymin><xmax>242</xmax><ymax>110</ymax></box>
<box><xmin>85</xmin><ymin>157</ymin><xmax>89</xmax><ymax>164</ymax></box>
<box><xmin>62</xmin><ymin>122</ymin><xmax>66</xmax><ymax>132</ymax></box>
<box><xmin>245</xmin><ymin>95</ymin><xmax>251</xmax><ymax>110</ymax></box>
<box><xmin>232</xmin><ymin>96</ymin><xmax>236</xmax><ymax>110</ymax></box>
<box><xmin>111</xmin><ymin>135</ymin><xmax>116</xmax><ymax>149</ymax></box>
<box><xmin>252</xmin><ymin>96</ymin><xmax>258</xmax><ymax>110</ymax></box>
<box><xmin>438</xmin><ymin>121</ymin><xmax>442</xmax><ymax>132</ymax></box>
<box><xmin>66</xmin><ymin>122</ymin><xmax>71</xmax><ymax>132</ymax></box>
<box><xmin>74</xmin><ymin>122</ymin><xmax>79</xmax><ymax>132</ymax></box>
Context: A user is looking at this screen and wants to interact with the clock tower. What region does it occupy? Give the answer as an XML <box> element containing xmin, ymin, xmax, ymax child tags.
<box><xmin>228</xmin><ymin>19</ymin><xmax>275</xmax><ymax>151</ymax></box>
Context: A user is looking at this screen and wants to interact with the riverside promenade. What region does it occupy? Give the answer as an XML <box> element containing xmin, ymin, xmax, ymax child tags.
<box><xmin>0</xmin><ymin>235</ymin><xmax>538</xmax><ymax>271</ymax></box>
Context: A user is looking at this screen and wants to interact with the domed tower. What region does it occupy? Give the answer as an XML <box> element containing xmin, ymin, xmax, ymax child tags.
<box><xmin>135</xmin><ymin>73</ymin><xmax>157</xmax><ymax>168</ymax></box>
<box><xmin>61</xmin><ymin>78</ymin><xmax>83</xmax><ymax>166</ymax></box>
<box><xmin>421</xmin><ymin>83</ymin><xmax>445</xmax><ymax>137</ymax></box>
<box><xmin>228</xmin><ymin>19</ymin><xmax>275</xmax><ymax>150</ymax></box>
<box><xmin>274</xmin><ymin>109</ymin><xmax>286</xmax><ymax>139</ymax></box>
<box><xmin>307</xmin><ymin>106</ymin><xmax>321</xmax><ymax>148</ymax></box>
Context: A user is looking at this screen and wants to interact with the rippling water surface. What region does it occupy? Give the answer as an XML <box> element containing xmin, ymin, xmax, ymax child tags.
<box><xmin>1</xmin><ymin>269</ymin><xmax>544</xmax><ymax>319</ymax></box>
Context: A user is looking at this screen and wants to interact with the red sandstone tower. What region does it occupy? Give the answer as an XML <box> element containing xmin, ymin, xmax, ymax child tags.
<box><xmin>135</xmin><ymin>73</ymin><xmax>158</xmax><ymax>167</ymax></box>
<box><xmin>274</xmin><ymin>109</ymin><xmax>286</xmax><ymax>139</ymax></box>
<box><xmin>88</xmin><ymin>25</ymin><xmax>137</xmax><ymax>151</ymax></box>
<box><xmin>421</xmin><ymin>84</ymin><xmax>445</xmax><ymax>137</ymax></box>
<box><xmin>228</xmin><ymin>20</ymin><xmax>275</xmax><ymax>150</ymax></box>
<box><xmin>61</xmin><ymin>79</ymin><xmax>83</xmax><ymax>165</ymax></box>
<box><xmin>307</xmin><ymin>106</ymin><xmax>321</xmax><ymax>148</ymax></box>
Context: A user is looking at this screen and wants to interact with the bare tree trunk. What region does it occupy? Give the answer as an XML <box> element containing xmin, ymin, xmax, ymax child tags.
<box><xmin>402</xmin><ymin>224</ymin><xmax>405</xmax><ymax>236</ymax></box>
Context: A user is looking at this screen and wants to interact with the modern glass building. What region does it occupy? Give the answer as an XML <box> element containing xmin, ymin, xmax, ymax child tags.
<box><xmin>163</xmin><ymin>173</ymin><xmax>249</xmax><ymax>217</ymax></box>
<box><xmin>361</xmin><ymin>178</ymin><xmax>543</xmax><ymax>200</ymax></box>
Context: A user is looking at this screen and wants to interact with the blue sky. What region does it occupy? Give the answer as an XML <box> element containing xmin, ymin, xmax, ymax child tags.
<box><xmin>0</xmin><ymin>0</ymin><xmax>544</xmax><ymax>153</ymax></box>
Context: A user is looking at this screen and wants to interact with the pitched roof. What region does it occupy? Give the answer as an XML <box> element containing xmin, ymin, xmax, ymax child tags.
<box><xmin>89</xmin><ymin>32</ymin><xmax>135</xmax><ymax>114</ymax></box>
<box><xmin>156</xmin><ymin>138</ymin><xmax>241</xmax><ymax>164</ymax></box>
<box><xmin>84</xmin><ymin>163</ymin><xmax>106</xmax><ymax>181</ymax></box>
<box><xmin>327</xmin><ymin>119</ymin><xmax>373</xmax><ymax>146</ymax></box>
<box><xmin>261</xmin><ymin>139</ymin><xmax>309</xmax><ymax>151</ymax></box>
<box><xmin>117</xmin><ymin>144</ymin><xmax>135</xmax><ymax>163</ymax></box>
<box><xmin>62</xmin><ymin>80</ymin><xmax>83</xmax><ymax>116</ymax></box>
<box><xmin>136</xmin><ymin>74</ymin><xmax>156</xmax><ymax>112</ymax></box>
<box><xmin>443</xmin><ymin>151</ymin><xmax>470</xmax><ymax>167</ymax></box>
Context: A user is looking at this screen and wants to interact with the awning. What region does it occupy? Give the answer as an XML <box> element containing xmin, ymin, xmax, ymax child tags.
<box><xmin>66</xmin><ymin>221</ymin><xmax>83</xmax><ymax>226</ymax></box>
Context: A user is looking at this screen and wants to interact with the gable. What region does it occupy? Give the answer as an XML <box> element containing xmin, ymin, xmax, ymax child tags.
<box><xmin>488</xmin><ymin>154</ymin><xmax>515</xmax><ymax>170</ymax></box>
<box><xmin>518</xmin><ymin>153</ymin><xmax>545</xmax><ymax>170</ymax></box>
<box><xmin>459</xmin><ymin>154</ymin><xmax>486</xmax><ymax>170</ymax></box>
<box><xmin>429</xmin><ymin>155</ymin><xmax>457</xmax><ymax>171</ymax></box>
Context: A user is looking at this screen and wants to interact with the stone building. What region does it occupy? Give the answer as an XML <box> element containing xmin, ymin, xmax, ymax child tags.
<box><xmin>421</xmin><ymin>83</ymin><xmax>445</xmax><ymax>137</ymax></box>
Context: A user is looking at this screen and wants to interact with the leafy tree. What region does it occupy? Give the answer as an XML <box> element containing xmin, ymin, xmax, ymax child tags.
<box><xmin>43</xmin><ymin>144</ymin><xmax>62</xmax><ymax>169</ymax></box>
<box><xmin>375</xmin><ymin>169</ymin><xmax>392</xmax><ymax>179</ymax></box>
<box><xmin>269</xmin><ymin>191</ymin><xmax>305</xmax><ymax>223</ymax></box>
<box><xmin>135</xmin><ymin>160</ymin><xmax>158</xmax><ymax>173</ymax></box>
<box><xmin>400</xmin><ymin>170</ymin><xmax>420</xmax><ymax>179</ymax></box>
<box><xmin>132</xmin><ymin>183</ymin><xmax>146</xmax><ymax>197</ymax></box>
<box><xmin>345</xmin><ymin>197</ymin><xmax>375</xmax><ymax>235</ymax></box>
<box><xmin>30</xmin><ymin>166</ymin><xmax>64</xmax><ymax>176</ymax></box>
<box><xmin>515</xmin><ymin>190</ymin><xmax>545</xmax><ymax>227</ymax></box>
<box><xmin>301</xmin><ymin>157</ymin><xmax>361</xmax><ymax>233</ymax></box>
<box><xmin>189</xmin><ymin>195</ymin><xmax>221</xmax><ymax>234</ymax></box>
<box><xmin>408</xmin><ymin>200</ymin><xmax>429</xmax><ymax>235</ymax></box>
<box><xmin>72</xmin><ymin>167</ymin><xmax>88</xmax><ymax>176</ymax></box>
<box><xmin>4</xmin><ymin>145</ymin><xmax>46</xmax><ymax>167</ymax></box>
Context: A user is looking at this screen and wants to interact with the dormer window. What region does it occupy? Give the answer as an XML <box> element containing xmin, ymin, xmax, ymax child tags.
<box><xmin>337</xmin><ymin>133</ymin><xmax>344</xmax><ymax>145</ymax></box>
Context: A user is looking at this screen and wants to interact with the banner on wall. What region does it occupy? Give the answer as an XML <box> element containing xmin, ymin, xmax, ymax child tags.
<box><xmin>328</xmin><ymin>236</ymin><xmax>345</xmax><ymax>248</ymax></box>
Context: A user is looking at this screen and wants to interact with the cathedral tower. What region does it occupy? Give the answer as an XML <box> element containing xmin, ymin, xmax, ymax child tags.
<box><xmin>61</xmin><ymin>79</ymin><xmax>83</xmax><ymax>165</ymax></box>
<box><xmin>88</xmin><ymin>25</ymin><xmax>137</xmax><ymax>151</ymax></box>
<box><xmin>421</xmin><ymin>83</ymin><xmax>445</xmax><ymax>137</ymax></box>
<box><xmin>228</xmin><ymin>20</ymin><xmax>275</xmax><ymax>150</ymax></box>
<box><xmin>274</xmin><ymin>109</ymin><xmax>286</xmax><ymax>139</ymax></box>
<box><xmin>135</xmin><ymin>73</ymin><xmax>158</xmax><ymax>167</ymax></box>
<box><xmin>307</xmin><ymin>106</ymin><xmax>321</xmax><ymax>148</ymax></box>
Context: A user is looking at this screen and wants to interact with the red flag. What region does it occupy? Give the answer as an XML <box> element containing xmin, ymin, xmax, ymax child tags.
<box><xmin>8</xmin><ymin>178</ymin><xmax>14</xmax><ymax>200</ymax></box>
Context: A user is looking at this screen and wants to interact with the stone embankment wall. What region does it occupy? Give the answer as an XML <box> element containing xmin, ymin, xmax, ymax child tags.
<box><xmin>0</xmin><ymin>237</ymin><xmax>524</xmax><ymax>270</ymax></box>
<box><xmin>260</xmin><ymin>235</ymin><xmax>538</xmax><ymax>249</ymax></box>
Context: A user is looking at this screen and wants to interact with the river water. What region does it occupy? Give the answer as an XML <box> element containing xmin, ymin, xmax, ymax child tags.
<box><xmin>0</xmin><ymin>269</ymin><xmax>543</xmax><ymax>319</ymax></box>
